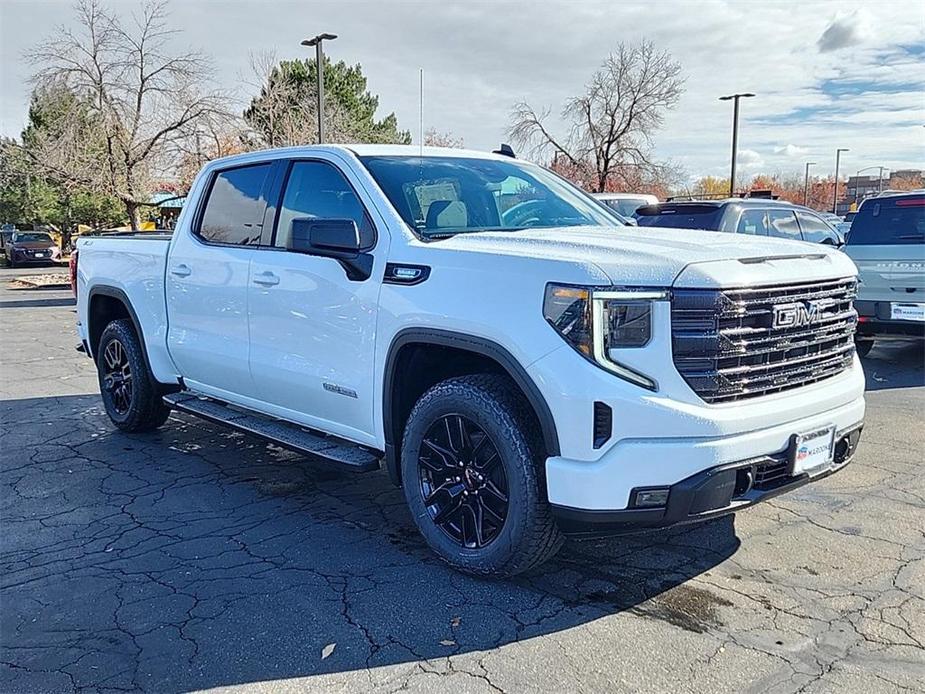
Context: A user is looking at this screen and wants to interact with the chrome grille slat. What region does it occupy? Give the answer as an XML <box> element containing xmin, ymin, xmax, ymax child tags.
<box><xmin>672</xmin><ymin>278</ymin><xmax>858</xmax><ymax>403</ymax></box>
<box><xmin>675</xmin><ymin>326</ymin><xmax>857</xmax><ymax>363</ymax></box>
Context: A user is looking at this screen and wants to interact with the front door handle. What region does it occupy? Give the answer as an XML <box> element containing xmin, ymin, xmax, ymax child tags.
<box><xmin>170</xmin><ymin>264</ymin><xmax>191</xmax><ymax>278</ymax></box>
<box><xmin>253</xmin><ymin>271</ymin><xmax>280</xmax><ymax>287</ymax></box>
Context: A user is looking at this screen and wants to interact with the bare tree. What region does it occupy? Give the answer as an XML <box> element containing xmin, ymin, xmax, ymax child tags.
<box><xmin>510</xmin><ymin>41</ymin><xmax>684</xmax><ymax>193</ymax></box>
<box><xmin>25</xmin><ymin>0</ymin><xmax>226</xmax><ymax>228</ymax></box>
<box><xmin>424</xmin><ymin>129</ymin><xmax>464</xmax><ymax>148</ymax></box>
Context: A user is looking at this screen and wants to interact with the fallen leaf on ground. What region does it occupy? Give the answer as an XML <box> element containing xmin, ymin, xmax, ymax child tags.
<box><xmin>321</xmin><ymin>643</ymin><xmax>336</xmax><ymax>659</ymax></box>
<box><xmin>440</xmin><ymin>639</ymin><xmax>456</xmax><ymax>646</ymax></box>
<box><xmin>450</xmin><ymin>617</ymin><xmax>461</xmax><ymax>627</ymax></box>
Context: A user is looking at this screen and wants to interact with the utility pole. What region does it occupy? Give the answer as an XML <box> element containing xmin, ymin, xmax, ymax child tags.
<box><xmin>301</xmin><ymin>33</ymin><xmax>338</xmax><ymax>143</ymax></box>
<box><xmin>803</xmin><ymin>161</ymin><xmax>816</xmax><ymax>206</ymax></box>
<box><xmin>719</xmin><ymin>92</ymin><xmax>755</xmax><ymax>197</ymax></box>
<box><xmin>833</xmin><ymin>148</ymin><xmax>849</xmax><ymax>214</ymax></box>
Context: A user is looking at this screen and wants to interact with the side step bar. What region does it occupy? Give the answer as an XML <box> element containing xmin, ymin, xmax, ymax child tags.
<box><xmin>163</xmin><ymin>392</ymin><xmax>381</xmax><ymax>472</ymax></box>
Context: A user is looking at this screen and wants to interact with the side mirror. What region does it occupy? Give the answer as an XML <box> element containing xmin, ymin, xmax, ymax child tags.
<box><xmin>289</xmin><ymin>218</ymin><xmax>361</xmax><ymax>257</ymax></box>
<box><xmin>625</xmin><ymin>217</ymin><xmax>638</xmax><ymax>226</ymax></box>
<box><xmin>287</xmin><ymin>217</ymin><xmax>372</xmax><ymax>281</ymax></box>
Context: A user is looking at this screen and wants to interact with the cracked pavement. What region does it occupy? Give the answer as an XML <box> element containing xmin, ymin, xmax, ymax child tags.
<box><xmin>1</xmin><ymin>266</ymin><xmax>923</xmax><ymax>693</ymax></box>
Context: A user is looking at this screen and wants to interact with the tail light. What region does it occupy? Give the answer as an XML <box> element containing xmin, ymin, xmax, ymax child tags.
<box><xmin>69</xmin><ymin>249</ymin><xmax>78</xmax><ymax>297</ymax></box>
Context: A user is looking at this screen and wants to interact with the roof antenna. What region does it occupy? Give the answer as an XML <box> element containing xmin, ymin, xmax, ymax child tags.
<box><xmin>493</xmin><ymin>143</ymin><xmax>515</xmax><ymax>158</ymax></box>
<box><xmin>419</xmin><ymin>68</ymin><xmax>424</xmax><ymax>158</ymax></box>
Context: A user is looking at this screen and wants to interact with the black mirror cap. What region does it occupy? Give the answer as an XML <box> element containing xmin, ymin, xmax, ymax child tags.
<box><xmin>289</xmin><ymin>218</ymin><xmax>361</xmax><ymax>256</ymax></box>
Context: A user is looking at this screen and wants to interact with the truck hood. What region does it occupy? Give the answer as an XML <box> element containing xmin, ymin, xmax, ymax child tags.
<box><xmin>436</xmin><ymin>226</ymin><xmax>857</xmax><ymax>287</ymax></box>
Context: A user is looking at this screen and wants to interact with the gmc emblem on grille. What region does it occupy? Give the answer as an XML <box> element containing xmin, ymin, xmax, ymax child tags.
<box><xmin>771</xmin><ymin>301</ymin><xmax>823</xmax><ymax>329</ymax></box>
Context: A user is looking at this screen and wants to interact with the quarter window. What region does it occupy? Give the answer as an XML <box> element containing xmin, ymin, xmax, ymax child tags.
<box><xmin>275</xmin><ymin>161</ymin><xmax>375</xmax><ymax>250</ymax></box>
<box><xmin>198</xmin><ymin>164</ymin><xmax>272</xmax><ymax>245</ymax></box>
<box><xmin>767</xmin><ymin>210</ymin><xmax>802</xmax><ymax>241</ymax></box>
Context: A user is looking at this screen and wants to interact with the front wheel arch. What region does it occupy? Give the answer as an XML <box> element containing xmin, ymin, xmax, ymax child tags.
<box><xmin>382</xmin><ymin>329</ymin><xmax>560</xmax><ymax>486</ymax></box>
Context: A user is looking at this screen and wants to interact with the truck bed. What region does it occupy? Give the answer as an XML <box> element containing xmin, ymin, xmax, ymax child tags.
<box><xmin>76</xmin><ymin>235</ymin><xmax>175</xmax><ymax>381</ymax></box>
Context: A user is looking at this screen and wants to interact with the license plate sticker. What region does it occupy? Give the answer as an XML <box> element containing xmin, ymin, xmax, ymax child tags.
<box><xmin>792</xmin><ymin>425</ymin><xmax>836</xmax><ymax>475</ymax></box>
<box><xmin>891</xmin><ymin>303</ymin><xmax>925</xmax><ymax>322</ymax></box>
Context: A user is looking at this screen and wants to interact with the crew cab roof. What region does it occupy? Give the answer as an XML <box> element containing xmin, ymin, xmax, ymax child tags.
<box><xmin>204</xmin><ymin>144</ymin><xmax>515</xmax><ymax>171</ymax></box>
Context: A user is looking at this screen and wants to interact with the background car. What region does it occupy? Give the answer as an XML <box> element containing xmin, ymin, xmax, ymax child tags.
<box><xmin>634</xmin><ymin>198</ymin><xmax>844</xmax><ymax>246</ymax></box>
<box><xmin>843</xmin><ymin>190</ymin><xmax>925</xmax><ymax>356</ymax></box>
<box><xmin>5</xmin><ymin>230</ymin><xmax>60</xmax><ymax>267</ymax></box>
<box><xmin>591</xmin><ymin>192</ymin><xmax>659</xmax><ymax>217</ymax></box>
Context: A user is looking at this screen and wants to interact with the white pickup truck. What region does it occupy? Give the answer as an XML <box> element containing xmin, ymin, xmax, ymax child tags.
<box><xmin>75</xmin><ymin>145</ymin><xmax>865</xmax><ymax>577</ymax></box>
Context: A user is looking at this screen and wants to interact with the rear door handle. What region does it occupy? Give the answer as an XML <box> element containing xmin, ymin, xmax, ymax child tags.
<box><xmin>170</xmin><ymin>264</ymin><xmax>191</xmax><ymax>278</ymax></box>
<box><xmin>253</xmin><ymin>271</ymin><xmax>280</xmax><ymax>287</ymax></box>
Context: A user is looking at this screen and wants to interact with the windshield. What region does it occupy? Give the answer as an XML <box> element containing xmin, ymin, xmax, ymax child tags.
<box><xmin>359</xmin><ymin>156</ymin><xmax>622</xmax><ymax>238</ymax></box>
<box><xmin>847</xmin><ymin>197</ymin><xmax>925</xmax><ymax>245</ymax></box>
<box><xmin>635</xmin><ymin>205</ymin><xmax>724</xmax><ymax>230</ymax></box>
<box><xmin>13</xmin><ymin>232</ymin><xmax>53</xmax><ymax>243</ymax></box>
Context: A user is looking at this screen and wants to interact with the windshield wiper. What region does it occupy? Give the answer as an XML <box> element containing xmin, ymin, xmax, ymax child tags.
<box><xmin>420</xmin><ymin>226</ymin><xmax>526</xmax><ymax>239</ymax></box>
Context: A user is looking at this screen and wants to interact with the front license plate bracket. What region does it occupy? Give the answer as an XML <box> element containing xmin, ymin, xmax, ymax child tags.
<box><xmin>790</xmin><ymin>425</ymin><xmax>836</xmax><ymax>476</ymax></box>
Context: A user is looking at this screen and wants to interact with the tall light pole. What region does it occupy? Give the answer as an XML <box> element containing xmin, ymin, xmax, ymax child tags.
<box><xmin>833</xmin><ymin>148</ymin><xmax>849</xmax><ymax>214</ymax></box>
<box><xmin>719</xmin><ymin>92</ymin><xmax>755</xmax><ymax>197</ymax></box>
<box><xmin>301</xmin><ymin>32</ymin><xmax>338</xmax><ymax>144</ymax></box>
<box><xmin>803</xmin><ymin>161</ymin><xmax>816</xmax><ymax>206</ymax></box>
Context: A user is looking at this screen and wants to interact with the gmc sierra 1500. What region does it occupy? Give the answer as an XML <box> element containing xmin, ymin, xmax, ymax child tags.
<box><xmin>76</xmin><ymin>145</ymin><xmax>865</xmax><ymax>576</ymax></box>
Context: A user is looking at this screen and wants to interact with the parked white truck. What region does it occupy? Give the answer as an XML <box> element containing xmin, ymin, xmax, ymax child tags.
<box><xmin>75</xmin><ymin>145</ymin><xmax>865</xmax><ymax>576</ymax></box>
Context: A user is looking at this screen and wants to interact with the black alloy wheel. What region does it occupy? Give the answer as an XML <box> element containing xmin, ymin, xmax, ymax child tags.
<box><xmin>418</xmin><ymin>413</ymin><xmax>509</xmax><ymax>549</ymax></box>
<box><xmin>101</xmin><ymin>338</ymin><xmax>133</xmax><ymax>415</ymax></box>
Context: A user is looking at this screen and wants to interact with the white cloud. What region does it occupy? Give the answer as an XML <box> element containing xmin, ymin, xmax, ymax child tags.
<box><xmin>817</xmin><ymin>12</ymin><xmax>868</xmax><ymax>53</ymax></box>
<box><xmin>736</xmin><ymin>149</ymin><xmax>764</xmax><ymax>170</ymax></box>
<box><xmin>774</xmin><ymin>144</ymin><xmax>810</xmax><ymax>157</ymax></box>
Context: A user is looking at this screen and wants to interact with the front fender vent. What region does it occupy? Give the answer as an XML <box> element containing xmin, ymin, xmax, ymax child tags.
<box><xmin>593</xmin><ymin>401</ymin><xmax>612</xmax><ymax>449</ymax></box>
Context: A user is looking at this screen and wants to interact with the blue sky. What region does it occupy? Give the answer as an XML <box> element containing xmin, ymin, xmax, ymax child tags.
<box><xmin>1</xmin><ymin>0</ymin><xmax>923</xmax><ymax>182</ymax></box>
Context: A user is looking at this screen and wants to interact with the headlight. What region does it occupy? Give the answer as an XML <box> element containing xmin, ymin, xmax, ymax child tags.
<box><xmin>544</xmin><ymin>284</ymin><xmax>667</xmax><ymax>390</ymax></box>
<box><xmin>543</xmin><ymin>285</ymin><xmax>592</xmax><ymax>356</ymax></box>
<box><xmin>599</xmin><ymin>299</ymin><xmax>652</xmax><ymax>348</ymax></box>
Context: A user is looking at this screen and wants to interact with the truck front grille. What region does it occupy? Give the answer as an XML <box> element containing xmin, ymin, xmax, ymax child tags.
<box><xmin>671</xmin><ymin>277</ymin><xmax>858</xmax><ymax>403</ymax></box>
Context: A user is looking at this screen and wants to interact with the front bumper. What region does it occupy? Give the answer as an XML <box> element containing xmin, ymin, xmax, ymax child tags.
<box><xmin>553</xmin><ymin>424</ymin><xmax>862</xmax><ymax>537</ymax></box>
<box><xmin>11</xmin><ymin>254</ymin><xmax>55</xmax><ymax>265</ymax></box>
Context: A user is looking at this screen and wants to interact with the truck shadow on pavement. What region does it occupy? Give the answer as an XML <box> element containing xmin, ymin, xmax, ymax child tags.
<box><xmin>1</xmin><ymin>394</ymin><xmax>739</xmax><ymax>692</ymax></box>
<box><xmin>860</xmin><ymin>341</ymin><xmax>924</xmax><ymax>392</ymax></box>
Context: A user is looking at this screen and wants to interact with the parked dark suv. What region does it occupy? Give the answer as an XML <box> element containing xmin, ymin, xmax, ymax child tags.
<box><xmin>635</xmin><ymin>199</ymin><xmax>843</xmax><ymax>246</ymax></box>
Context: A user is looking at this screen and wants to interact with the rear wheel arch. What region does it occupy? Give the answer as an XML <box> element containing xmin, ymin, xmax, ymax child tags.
<box><xmin>382</xmin><ymin>328</ymin><xmax>560</xmax><ymax>486</ymax></box>
<box><xmin>87</xmin><ymin>286</ymin><xmax>152</xmax><ymax>374</ymax></box>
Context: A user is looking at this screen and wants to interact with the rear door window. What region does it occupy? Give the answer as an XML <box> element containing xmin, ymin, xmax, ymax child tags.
<box><xmin>767</xmin><ymin>210</ymin><xmax>802</xmax><ymax>241</ymax></box>
<box><xmin>796</xmin><ymin>211</ymin><xmax>837</xmax><ymax>244</ymax></box>
<box><xmin>847</xmin><ymin>197</ymin><xmax>925</xmax><ymax>245</ymax></box>
<box><xmin>736</xmin><ymin>209</ymin><xmax>769</xmax><ymax>236</ymax></box>
<box><xmin>198</xmin><ymin>164</ymin><xmax>273</xmax><ymax>245</ymax></box>
<box><xmin>635</xmin><ymin>205</ymin><xmax>724</xmax><ymax>230</ymax></box>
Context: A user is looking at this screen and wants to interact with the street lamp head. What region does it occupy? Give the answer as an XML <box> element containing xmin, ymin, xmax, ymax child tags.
<box><xmin>837</xmin><ymin>148</ymin><xmax>850</xmax><ymax>153</ymax></box>
<box><xmin>718</xmin><ymin>92</ymin><xmax>756</xmax><ymax>101</ymax></box>
<box><xmin>301</xmin><ymin>33</ymin><xmax>337</xmax><ymax>47</ymax></box>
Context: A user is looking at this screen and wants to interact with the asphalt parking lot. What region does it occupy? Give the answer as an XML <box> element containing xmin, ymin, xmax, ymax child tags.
<box><xmin>1</xmin><ymin>266</ymin><xmax>923</xmax><ymax>694</ymax></box>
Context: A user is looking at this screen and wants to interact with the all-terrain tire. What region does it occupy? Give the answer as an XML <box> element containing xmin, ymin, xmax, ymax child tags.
<box><xmin>400</xmin><ymin>374</ymin><xmax>564</xmax><ymax>577</ymax></box>
<box><xmin>97</xmin><ymin>319</ymin><xmax>170</xmax><ymax>432</ymax></box>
